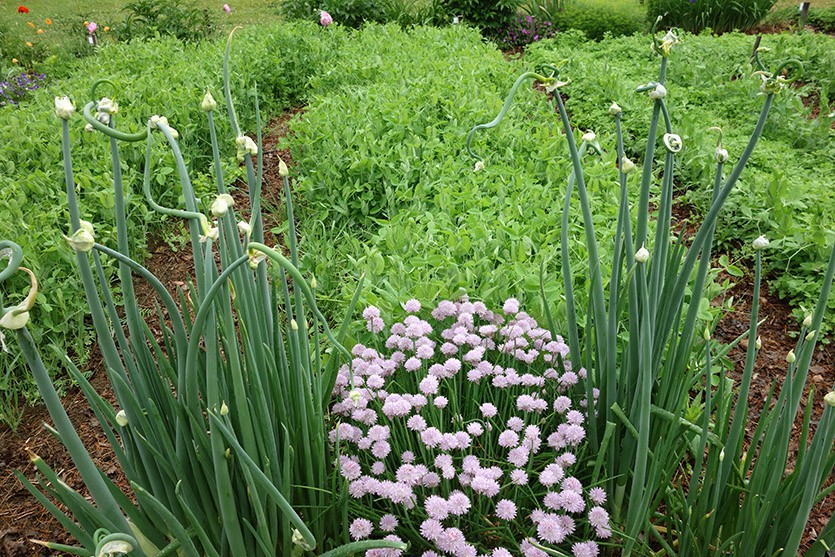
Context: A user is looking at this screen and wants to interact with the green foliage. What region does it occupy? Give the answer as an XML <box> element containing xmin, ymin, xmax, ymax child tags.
<box><xmin>117</xmin><ymin>0</ymin><xmax>219</xmax><ymax>43</ymax></box>
<box><xmin>521</xmin><ymin>0</ymin><xmax>566</xmax><ymax>22</ymax></box>
<box><xmin>278</xmin><ymin>0</ymin><xmax>386</xmax><ymax>28</ymax></box>
<box><xmin>0</xmin><ymin>22</ymin><xmax>343</xmax><ymax>427</ymax></box>
<box><xmin>807</xmin><ymin>6</ymin><xmax>835</xmax><ymax>32</ymax></box>
<box><xmin>554</xmin><ymin>0</ymin><xmax>647</xmax><ymax>40</ymax></box>
<box><xmin>647</xmin><ymin>0</ymin><xmax>777</xmax><ymax>34</ymax></box>
<box><xmin>435</xmin><ymin>0</ymin><xmax>521</xmax><ymax>37</ymax></box>
<box><xmin>495</xmin><ymin>14</ymin><xmax>558</xmax><ymax>49</ymax></box>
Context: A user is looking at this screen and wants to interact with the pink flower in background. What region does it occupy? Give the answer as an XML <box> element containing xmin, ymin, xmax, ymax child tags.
<box><xmin>223</xmin><ymin>3</ymin><xmax>231</xmax><ymax>13</ymax></box>
<box><xmin>320</xmin><ymin>10</ymin><xmax>333</xmax><ymax>26</ymax></box>
<box><xmin>87</xmin><ymin>21</ymin><xmax>97</xmax><ymax>34</ymax></box>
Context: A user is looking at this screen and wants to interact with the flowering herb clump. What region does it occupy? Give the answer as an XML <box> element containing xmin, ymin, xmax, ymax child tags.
<box><xmin>0</xmin><ymin>71</ymin><xmax>46</xmax><ymax>107</ymax></box>
<box><xmin>495</xmin><ymin>15</ymin><xmax>556</xmax><ymax>50</ymax></box>
<box><xmin>331</xmin><ymin>297</ymin><xmax>611</xmax><ymax>556</ymax></box>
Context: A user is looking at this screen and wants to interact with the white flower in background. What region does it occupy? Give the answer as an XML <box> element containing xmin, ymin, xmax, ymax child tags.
<box><xmin>220</xmin><ymin>401</ymin><xmax>229</xmax><ymax>416</ymax></box>
<box><xmin>279</xmin><ymin>159</ymin><xmax>289</xmax><ymax>177</ymax></box>
<box><xmin>608</xmin><ymin>102</ymin><xmax>622</xmax><ymax>116</ymax></box>
<box><xmin>210</xmin><ymin>194</ymin><xmax>235</xmax><ymax>217</ymax></box>
<box><xmin>635</xmin><ymin>244</ymin><xmax>650</xmax><ymax>263</ymax></box>
<box><xmin>649</xmin><ymin>83</ymin><xmax>667</xmax><ymax>100</ymax></box>
<box><xmin>85</xmin><ymin>123</ymin><xmax>95</xmax><ymax>133</ymax></box>
<box><xmin>54</xmin><ymin>96</ymin><xmax>75</xmax><ymax>119</ymax></box>
<box><xmin>247</xmin><ymin>247</ymin><xmax>266</xmax><ymax>269</ymax></box>
<box><xmin>786</xmin><ymin>349</ymin><xmax>796</xmax><ymax>364</ymax></box>
<box><xmin>824</xmin><ymin>391</ymin><xmax>835</xmax><ymax>407</ymax></box>
<box><xmin>237</xmin><ymin>221</ymin><xmax>252</xmax><ymax>237</ymax></box>
<box><xmin>582</xmin><ymin>131</ymin><xmax>596</xmax><ymax>143</ymax></box>
<box><xmin>200</xmin><ymin>225</ymin><xmax>219</xmax><ymax>243</ymax></box>
<box><xmin>752</xmin><ymin>235</ymin><xmax>770</xmax><ymax>250</ymax></box>
<box><xmin>715</xmin><ymin>147</ymin><xmax>729</xmax><ymax>163</ymax></box>
<box><xmin>803</xmin><ymin>314</ymin><xmax>813</xmax><ymax>328</ymax></box>
<box><xmin>473</xmin><ymin>160</ymin><xmax>484</xmax><ymax>172</ymax></box>
<box><xmin>236</xmin><ymin>135</ymin><xmax>258</xmax><ymax>160</ymax></box>
<box><xmin>544</xmin><ymin>77</ymin><xmax>570</xmax><ymax>93</ymax></box>
<box><xmin>201</xmin><ymin>91</ymin><xmax>217</xmax><ymax>112</ymax></box>
<box><xmin>291</xmin><ymin>529</ymin><xmax>313</xmax><ymax>551</ymax></box>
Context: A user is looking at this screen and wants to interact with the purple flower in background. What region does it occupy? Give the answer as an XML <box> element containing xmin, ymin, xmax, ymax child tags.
<box><xmin>320</xmin><ymin>10</ymin><xmax>333</xmax><ymax>27</ymax></box>
<box><xmin>223</xmin><ymin>3</ymin><xmax>231</xmax><ymax>13</ymax></box>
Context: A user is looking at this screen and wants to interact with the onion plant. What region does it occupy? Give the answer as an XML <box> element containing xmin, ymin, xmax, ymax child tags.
<box><xmin>1</xmin><ymin>32</ymin><xmax>405</xmax><ymax>557</ymax></box>
<box><xmin>468</xmin><ymin>21</ymin><xmax>835</xmax><ymax>556</ymax></box>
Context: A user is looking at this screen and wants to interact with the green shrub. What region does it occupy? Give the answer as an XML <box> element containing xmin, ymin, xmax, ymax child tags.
<box><xmin>807</xmin><ymin>7</ymin><xmax>835</xmax><ymax>33</ymax></box>
<box><xmin>435</xmin><ymin>0</ymin><xmax>520</xmax><ymax>38</ymax></box>
<box><xmin>647</xmin><ymin>0</ymin><xmax>777</xmax><ymax>34</ymax></box>
<box><xmin>117</xmin><ymin>0</ymin><xmax>219</xmax><ymax>43</ymax></box>
<box><xmin>279</xmin><ymin>0</ymin><xmax>386</xmax><ymax>28</ymax></box>
<box><xmin>554</xmin><ymin>0</ymin><xmax>647</xmax><ymax>40</ymax></box>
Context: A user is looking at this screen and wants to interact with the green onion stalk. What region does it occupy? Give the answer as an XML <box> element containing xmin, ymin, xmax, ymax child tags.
<box><xmin>466</xmin><ymin>22</ymin><xmax>834</xmax><ymax>556</ymax></box>
<box><xmin>6</xmin><ymin>34</ymin><xmax>406</xmax><ymax>557</ymax></box>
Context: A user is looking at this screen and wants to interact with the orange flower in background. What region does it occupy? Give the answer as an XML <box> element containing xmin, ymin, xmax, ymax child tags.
<box><xmin>12</xmin><ymin>58</ymin><xmax>19</xmax><ymax>64</ymax></box>
<box><xmin>104</xmin><ymin>26</ymin><xmax>110</xmax><ymax>32</ymax></box>
<box><xmin>37</xmin><ymin>28</ymin><xmax>44</xmax><ymax>34</ymax></box>
<box><xmin>45</xmin><ymin>18</ymin><xmax>52</xmax><ymax>25</ymax></box>
<box><xmin>18</xmin><ymin>5</ymin><xmax>29</xmax><ymax>14</ymax></box>
<box><xmin>27</xmin><ymin>21</ymin><xmax>35</xmax><ymax>27</ymax></box>
<box><xmin>26</xmin><ymin>41</ymin><xmax>33</xmax><ymax>47</ymax></box>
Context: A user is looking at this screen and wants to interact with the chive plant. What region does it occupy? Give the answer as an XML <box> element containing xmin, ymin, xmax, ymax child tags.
<box><xmin>1</xmin><ymin>33</ymin><xmax>405</xmax><ymax>557</ymax></box>
<box><xmin>468</xmin><ymin>21</ymin><xmax>835</xmax><ymax>556</ymax></box>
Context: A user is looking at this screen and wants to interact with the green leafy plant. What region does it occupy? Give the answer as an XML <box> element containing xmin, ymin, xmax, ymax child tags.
<box><xmin>647</xmin><ymin>0</ymin><xmax>777</xmax><ymax>34</ymax></box>
<box><xmin>3</xmin><ymin>32</ymin><xmax>406</xmax><ymax>557</ymax></box>
<box><xmin>436</xmin><ymin>0</ymin><xmax>521</xmax><ymax>38</ymax></box>
<box><xmin>118</xmin><ymin>0</ymin><xmax>218</xmax><ymax>43</ymax></box>
<box><xmin>553</xmin><ymin>0</ymin><xmax>646</xmax><ymax>40</ymax></box>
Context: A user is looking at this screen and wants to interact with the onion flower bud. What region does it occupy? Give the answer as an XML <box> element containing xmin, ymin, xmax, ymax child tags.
<box><xmin>649</xmin><ymin>83</ymin><xmax>667</xmax><ymax>100</ymax></box>
<box><xmin>663</xmin><ymin>133</ymin><xmax>682</xmax><ymax>153</ymax></box>
<box><xmin>608</xmin><ymin>102</ymin><xmax>622</xmax><ymax>116</ymax></box>
<box><xmin>236</xmin><ymin>135</ymin><xmax>258</xmax><ymax>161</ymax></box>
<box><xmin>0</xmin><ymin>267</ymin><xmax>37</xmax><ymax>330</ymax></box>
<box><xmin>824</xmin><ymin>391</ymin><xmax>835</xmax><ymax>407</ymax></box>
<box><xmin>635</xmin><ymin>244</ymin><xmax>649</xmax><ymax>263</ymax></box>
<box><xmin>54</xmin><ymin>96</ymin><xmax>75</xmax><ymax>119</ymax></box>
<box><xmin>115</xmin><ymin>410</ymin><xmax>129</xmax><ymax>427</ymax></box>
<box><xmin>210</xmin><ymin>194</ymin><xmax>235</xmax><ymax>217</ymax></box>
<box><xmin>715</xmin><ymin>147</ymin><xmax>729</xmax><ymax>163</ymax></box>
<box><xmin>97</xmin><ymin>97</ymin><xmax>118</xmax><ymax>115</ymax></box>
<box><xmin>63</xmin><ymin>221</ymin><xmax>96</xmax><ymax>252</ymax></box>
<box><xmin>786</xmin><ymin>350</ymin><xmax>796</xmax><ymax>364</ymax></box>
<box><xmin>752</xmin><ymin>235</ymin><xmax>769</xmax><ymax>250</ymax></box>
<box><xmin>201</xmin><ymin>91</ymin><xmax>217</xmax><ymax>112</ymax></box>
<box><xmin>621</xmin><ymin>157</ymin><xmax>637</xmax><ymax>174</ymax></box>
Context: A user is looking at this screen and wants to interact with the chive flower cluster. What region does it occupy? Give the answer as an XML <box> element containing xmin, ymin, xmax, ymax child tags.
<box><xmin>496</xmin><ymin>15</ymin><xmax>557</xmax><ymax>49</ymax></box>
<box><xmin>331</xmin><ymin>298</ymin><xmax>610</xmax><ymax>556</ymax></box>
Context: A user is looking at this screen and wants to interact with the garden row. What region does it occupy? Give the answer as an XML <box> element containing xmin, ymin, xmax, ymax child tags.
<box><xmin>0</xmin><ymin>20</ymin><xmax>833</xmax><ymax>429</ymax></box>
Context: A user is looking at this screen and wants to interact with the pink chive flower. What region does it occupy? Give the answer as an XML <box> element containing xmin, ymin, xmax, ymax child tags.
<box><xmin>87</xmin><ymin>21</ymin><xmax>97</xmax><ymax>34</ymax></box>
<box><xmin>502</xmin><ymin>297</ymin><xmax>520</xmax><ymax>314</ymax></box>
<box><xmin>588</xmin><ymin>506</ymin><xmax>610</xmax><ymax>529</ymax></box>
<box><xmin>403</xmin><ymin>299</ymin><xmax>421</xmax><ymax>313</ymax></box>
<box><xmin>380</xmin><ymin>514</ymin><xmax>399</xmax><ymax>532</ymax></box>
<box><xmin>589</xmin><ymin>487</ymin><xmax>607</xmax><ymax>505</ymax></box>
<box><xmin>480</xmin><ymin>402</ymin><xmax>498</xmax><ymax>418</ymax></box>
<box><xmin>572</xmin><ymin>541</ymin><xmax>600</xmax><ymax>557</ymax></box>
<box><xmin>319</xmin><ymin>10</ymin><xmax>333</xmax><ymax>26</ymax></box>
<box><xmin>495</xmin><ymin>499</ymin><xmax>517</xmax><ymax>520</ymax></box>
<box><xmin>349</xmin><ymin>517</ymin><xmax>373</xmax><ymax>540</ymax></box>
<box><xmin>223</xmin><ymin>3</ymin><xmax>231</xmax><ymax>13</ymax></box>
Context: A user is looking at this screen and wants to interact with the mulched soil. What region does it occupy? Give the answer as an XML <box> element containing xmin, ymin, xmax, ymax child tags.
<box><xmin>1</xmin><ymin>106</ymin><xmax>833</xmax><ymax>556</ymax></box>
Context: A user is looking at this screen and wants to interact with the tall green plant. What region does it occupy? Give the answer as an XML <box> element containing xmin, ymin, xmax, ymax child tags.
<box><xmin>469</xmin><ymin>21</ymin><xmax>835</xmax><ymax>555</ymax></box>
<box><xmin>647</xmin><ymin>0</ymin><xmax>777</xmax><ymax>34</ymax></box>
<box><xmin>2</xmin><ymin>33</ymin><xmax>405</xmax><ymax>557</ymax></box>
